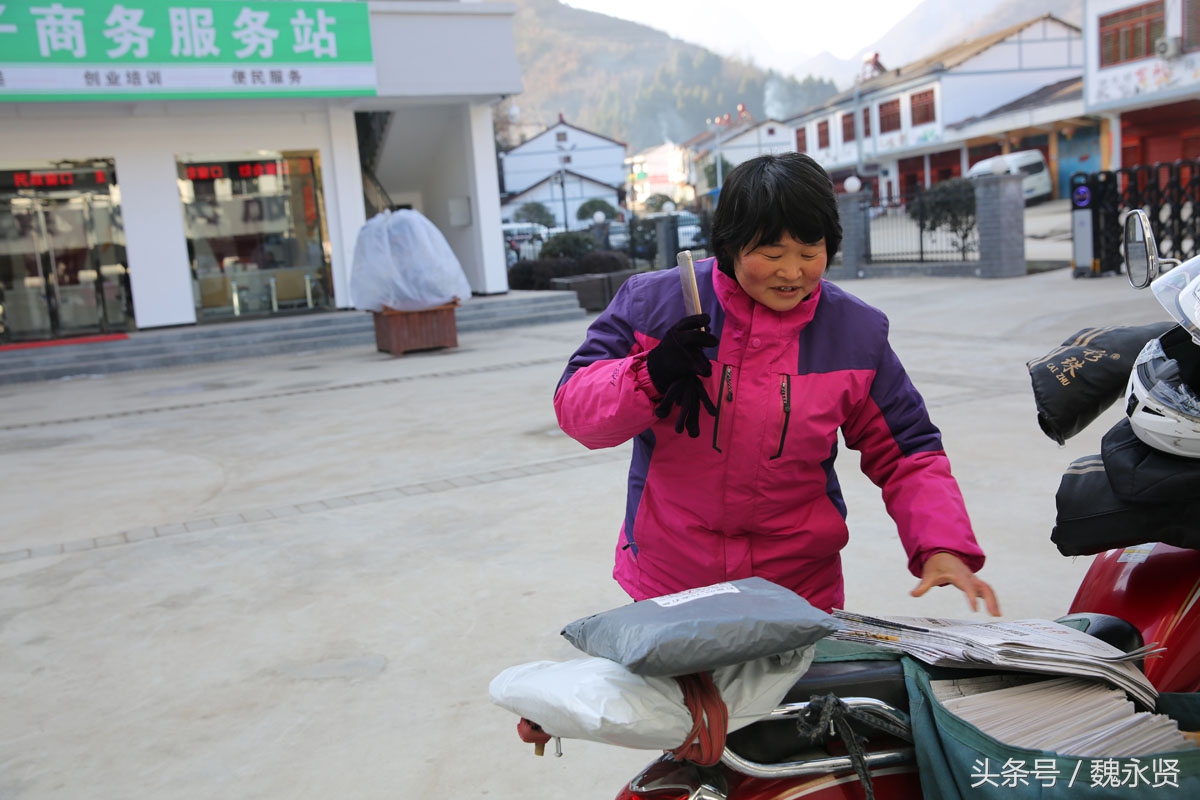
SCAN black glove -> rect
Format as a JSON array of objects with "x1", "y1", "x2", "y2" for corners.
[
  {"x1": 655, "y1": 376, "x2": 718, "y2": 438},
  {"x1": 647, "y1": 314, "x2": 719, "y2": 438},
  {"x1": 646, "y1": 314, "x2": 718, "y2": 392}
]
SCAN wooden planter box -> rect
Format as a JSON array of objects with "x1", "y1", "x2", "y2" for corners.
[{"x1": 372, "y1": 301, "x2": 458, "y2": 355}]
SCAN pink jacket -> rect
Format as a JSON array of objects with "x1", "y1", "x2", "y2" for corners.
[{"x1": 553, "y1": 258, "x2": 985, "y2": 611}]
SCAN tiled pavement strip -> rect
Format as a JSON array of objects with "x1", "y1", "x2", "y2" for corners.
[
  {"x1": 0, "y1": 355, "x2": 566, "y2": 432},
  {"x1": 0, "y1": 448, "x2": 627, "y2": 564},
  {"x1": 0, "y1": 351, "x2": 618, "y2": 564}
]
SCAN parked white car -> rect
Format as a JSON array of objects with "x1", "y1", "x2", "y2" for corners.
[{"x1": 967, "y1": 149, "x2": 1053, "y2": 205}]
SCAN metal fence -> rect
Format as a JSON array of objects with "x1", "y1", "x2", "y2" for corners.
[
  {"x1": 859, "y1": 194, "x2": 979, "y2": 266},
  {"x1": 1115, "y1": 160, "x2": 1200, "y2": 262},
  {"x1": 1076, "y1": 158, "x2": 1200, "y2": 275}
]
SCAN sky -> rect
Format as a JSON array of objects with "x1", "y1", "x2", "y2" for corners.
[{"x1": 561, "y1": 0, "x2": 928, "y2": 74}]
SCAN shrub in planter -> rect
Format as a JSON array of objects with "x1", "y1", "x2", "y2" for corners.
[
  {"x1": 507, "y1": 257, "x2": 577, "y2": 290},
  {"x1": 540, "y1": 231, "x2": 597, "y2": 260},
  {"x1": 578, "y1": 250, "x2": 632, "y2": 275}
]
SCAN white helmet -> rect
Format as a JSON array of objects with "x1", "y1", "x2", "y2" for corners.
[
  {"x1": 1125, "y1": 332, "x2": 1200, "y2": 458},
  {"x1": 1150, "y1": 257, "x2": 1200, "y2": 344}
]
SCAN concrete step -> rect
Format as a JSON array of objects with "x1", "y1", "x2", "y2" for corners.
[{"x1": 0, "y1": 291, "x2": 587, "y2": 385}]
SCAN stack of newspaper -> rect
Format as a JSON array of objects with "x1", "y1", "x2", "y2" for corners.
[
  {"x1": 929, "y1": 674, "x2": 1197, "y2": 756},
  {"x1": 830, "y1": 611, "x2": 1161, "y2": 708}
]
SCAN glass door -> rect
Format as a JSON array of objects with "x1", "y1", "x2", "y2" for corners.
[
  {"x1": 42, "y1": 196, "x2": 104, "y2": 337},
  {"x1": 0, "y1": 196, "x2": 55, "y2": 341},
  {"x1": 0, "y1": 192, "x2": 129, "y2": 341}
]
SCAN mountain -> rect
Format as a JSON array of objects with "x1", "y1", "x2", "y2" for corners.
[
  {"x1": 497, "y1": 0, "x2": 1085, "y2": 153},
  {"x1": 792, "y1": 0, "x2": 1083, "y2": 88},
  {"x1": 497, "y1": 0, "x2": 839, "y2": 152}
]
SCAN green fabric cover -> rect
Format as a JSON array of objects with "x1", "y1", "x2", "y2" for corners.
[{"x1": 903, "y1": 657, "x2": 1200, "y2": 798}]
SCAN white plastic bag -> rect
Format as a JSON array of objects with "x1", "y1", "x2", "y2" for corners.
[
  {"x1": 488, "y1": 647, "x2": 815, "y2": 750},
  {"x1": 349, "y1": 209, "x2": 472, "y2": 312}
]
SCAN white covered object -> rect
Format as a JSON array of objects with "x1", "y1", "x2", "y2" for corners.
[
  {"x1": 349, "y1": 209, "x2": 472, "y2": 312},
  {"x1": 488, "y1": 647, "x2": 814, "y2": 750}
]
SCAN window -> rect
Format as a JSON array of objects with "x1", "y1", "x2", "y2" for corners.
[
  {"x1": 555, "y1": 131, "x2": 567, "y2": 142},
  {"x1": 795, "y1": 127, "x2": 807, "y2": 153},
  {"x1": 560, "y1": 155, "x2": 572, "y2": 164},
  {"x1": 910, "y1": 89, "x2": 936, "y2": 126},
  {"x1": 862, "y1": 107, "x2": 871, "y2": 138},
  {"x1": 817, "y1": 120, "x2": 830, "y2": 149},
  {"x1": 178, "y1": 151, "x2": 331, "y2": 319},
  {"x1": 879, "y1": 99, "x2": 901, "y2": 133},
  {"x1": 767, "y1": 127, "x2": 776, "y2": 136},
  {"x1": 842, "y1": 113, "x2": 856, "y2": 143},
  {"x1": 1100, "y1": 1, "x2": 1165, "y2": 66}
]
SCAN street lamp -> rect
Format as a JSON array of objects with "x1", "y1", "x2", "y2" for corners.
[{"x1": 556, "y1": 142, "x2": 575, "y2": 231}]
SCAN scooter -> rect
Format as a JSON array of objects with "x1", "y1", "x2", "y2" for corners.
[{"x1": 515, "y1": 211, "x2": 1200, "y2": 800}]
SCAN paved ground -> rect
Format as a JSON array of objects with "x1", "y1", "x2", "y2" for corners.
[{"x1": 0, "y1": 264, "x2": 1167, "y2": 799}]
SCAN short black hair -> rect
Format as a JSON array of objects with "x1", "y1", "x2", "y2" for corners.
[{"x1": 710, "y1": 153, "x2": 843, "y2": 277}]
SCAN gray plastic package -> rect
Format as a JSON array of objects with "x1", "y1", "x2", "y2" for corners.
[{"x1": 561, "y1": 577, "x2": 837, "y2": 677}]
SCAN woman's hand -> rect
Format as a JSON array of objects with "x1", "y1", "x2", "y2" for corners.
[{"x1": 911, "y1": 551, "x2": 1001, "y2": 616}]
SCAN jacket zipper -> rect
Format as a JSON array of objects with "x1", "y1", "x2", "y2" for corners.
[
  {"x1": 711, "y1": 365, "x2": 733, "y2": 452},
  {"x1": 770, "y1": 375, "x2": 792, "y2": 460}
]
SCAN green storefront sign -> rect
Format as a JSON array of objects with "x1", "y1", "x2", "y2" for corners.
[{"x1": 0, "y1": 0, "x2": 376, "y2": 100}]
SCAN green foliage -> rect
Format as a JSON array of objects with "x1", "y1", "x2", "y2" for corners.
[
  {"x1": 539, "y1": 231, "x2": 597, "y2": 260},
  {"x1": 504, "y1": 0, "x2": 839, "y2": 151},
  {"x1": 643, "y1": 194, "x2": 674, "y2": 212},
  {"x1": 515, "y1": 201, "x2": 555, "y2": 228},
  {"x1": 704, "y1": 157, "x2": 736, "y2": 190},
  {"x1": 576, "y1": 198, "x2": 618, "y2": 221},
  {"x1": 507, "y1": 258, "x2": 579, "y2": 290},
  {"x1": 908, "y1": 179, "x2": 978, "y2": 258},
  {"x1": 578, "y1": 249, "x2": 632, "y2": 274},
  {"x1": 507, "y1": 252, "x2": 635, "y2": 290}
]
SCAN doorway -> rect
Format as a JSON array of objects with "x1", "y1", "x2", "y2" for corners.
[{"x1": 0, "y1": 166, "x2": 130, "y2": 342}]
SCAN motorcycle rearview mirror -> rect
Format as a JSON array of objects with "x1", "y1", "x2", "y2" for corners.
[{"x1": 1124, "y1": 210, "x2": 1159, "y2": 289}]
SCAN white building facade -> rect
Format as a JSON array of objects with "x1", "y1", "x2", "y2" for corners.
[
  {"x1": 498, "y1": 117, "x2": 626, "y2": 228},
  {"x1": 0, "y1": 0, "x2": 521, "y2": 342},
  {"x1": 786, "y1": 15, "x2": 1084, "y2": 201},
  {"x1": 625, "y1": 142, "x2": 693, "y2": 211},
  {"x1": 1083, "y1": 0, "x2": 1200, "y2": 169}
]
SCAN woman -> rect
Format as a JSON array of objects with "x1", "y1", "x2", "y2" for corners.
[{"x1": 554, "y1": 153, "x2": 999, "y2": 616}]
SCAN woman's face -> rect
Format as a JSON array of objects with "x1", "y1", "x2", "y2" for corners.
[{"x1": 733, "y1": 232, "x2": 827, "y2": 312}]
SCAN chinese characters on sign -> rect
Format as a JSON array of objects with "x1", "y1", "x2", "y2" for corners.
[
  {"x1": 970, "y1": 757, "x2": 1181, "y2": 790},
  {"x1": 0, "y1": 1, "x2": 375, "y2": 100}
]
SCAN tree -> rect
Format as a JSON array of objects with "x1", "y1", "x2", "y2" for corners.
[
  {"x1": 704, "y1": 157, "x2": 735, "y2": 191},
  {"x1": 540, "y1": 231, "x2": 597, "y2": 260},
  {"x1": 576, "y1": 198, "x2": 618, "y2": 221},
  {"x1": 514, "y1": 201, "x2": 555, "y2": 228},
  {"x1": 908, "y1": 179, "x2": 977, "y2": 259},
  {"x1": 644, "y1": 194, "x2": 674, "y2": 212}
]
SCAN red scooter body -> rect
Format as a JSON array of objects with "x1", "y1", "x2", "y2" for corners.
[
  {"x1": 610, "y1": 542, "x2": 1200, "y2": 800},
  {"x1": 1069, "y1": 543, "x2": 1200, "y2": 693}
]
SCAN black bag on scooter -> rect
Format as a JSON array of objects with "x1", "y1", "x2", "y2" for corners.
[
  {"x1": 1101, "y1": 418, "x2": 1200, "y2": 504},
  {"x1": 1051, "y1": 453, "x2": 1200, "y2": 556},
  {"x1": 1027, "y1": 322, "x2": 1176, "y2": 445}
]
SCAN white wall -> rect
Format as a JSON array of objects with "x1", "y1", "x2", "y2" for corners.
[
  {"x1": 501, "y1": 123, "x2": 626, "y2": 195},
  {"x1": 369, "y1": 2, "x2": 522, "y2": 98},
  {"x1": 1, "y1": 101, "x2": 364, "y2": 327},
  {"x1": 1084, "y1": 0, "x2": 1200, "y2": 112},
  {"x1": 500, "y1": 177, "x2": 621, "y2": 231},
  {"x1": 942, "y1": 18, "x2": 1083, "y2": 123},
  {"x1": 720, "y1": 122, "x2": 794, "y2": 167}
]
